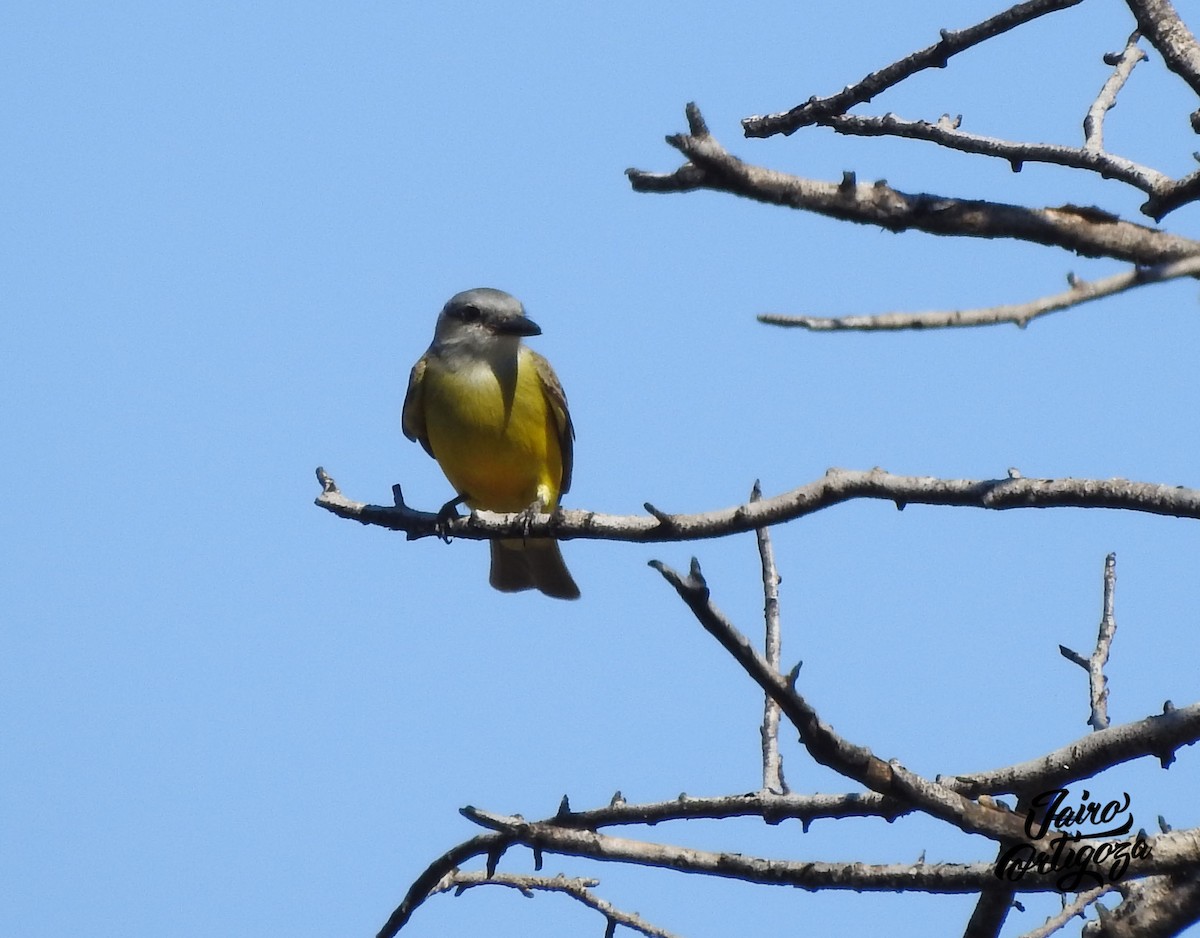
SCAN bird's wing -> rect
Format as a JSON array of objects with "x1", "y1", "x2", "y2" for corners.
[
  {"x1": 401, "y1": 356, "x2": 435, "y2": 458},
  {"x1": 531, "y1": 349, "x2": 574, "y2": 494}
]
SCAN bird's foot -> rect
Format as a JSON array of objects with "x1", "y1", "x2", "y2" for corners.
[
  {"x1": 514, "y1": 497, "x2": 551, "y2": 541},
  {"x1": 435, "y1": 494, "x2": 469, "y2": 543}
]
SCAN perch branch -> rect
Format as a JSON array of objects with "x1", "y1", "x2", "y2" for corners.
[{"x1": 316, "y1": 467, "x2": 1200, "y2": 543}]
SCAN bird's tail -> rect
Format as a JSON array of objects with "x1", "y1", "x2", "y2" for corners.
[{"x1": 489, "y1": 538, "x2": 580, "y2": 600}]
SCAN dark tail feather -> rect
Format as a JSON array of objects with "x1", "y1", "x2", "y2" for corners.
[{"x1": 489, "y1": 538, "x2": 580, "y2": 600}]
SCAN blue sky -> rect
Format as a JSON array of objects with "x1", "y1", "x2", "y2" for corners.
[{"x1": 4, "y1": 1, "x2": 1199, "y2": 936}]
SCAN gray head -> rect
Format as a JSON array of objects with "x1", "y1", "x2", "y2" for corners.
[{"x1": 431, "y1": 288, "x2": 542, "y2": 353}]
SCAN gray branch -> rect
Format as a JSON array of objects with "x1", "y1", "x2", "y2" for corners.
[
  {"x1": 628, "y1": 105, "x2": 1200, "y2": 257},
  {"x1": 752, "y1": 482, "x2": 787, "y2": 795},
  {"x1": 461, "y1": 806, "x2": 1200, "y2": 892},
  {"x1": 1059, "y1": 554, "x2": 1119, "y2": 731},
  {"x1": 1085, "y1": 33, "x2": 1147, "y2": 151},
  {"x1": 741, "y1": 0, "x2": 1085, "y2": 137},
  {"x1": 943, "y1": 701, "x2": 1200, "y2": 797},
  {"x1": 315, "y1": 467, "x2": 1200, "y2": 544},
  {"x1": 1083, "y1": 868, "x2": 1200, "y2": 936},
  {"x1": 816, "y1": 110, "x2": 1168, "y2": 198},
  {"x1": 1125, "y1": 0, "x2": 1200, "y2": 118},
  {"x1": 434, "y1": 871, "x2": 682, "y2": 938},
  {"x1": 1018, "y1": 885, "x2": 1117, "y2": 938},
  {"x1": 757, "y1": 256, "x2": 1200, "y2": 332},
  {"x1": 650, "y1": 557, "x2": 1029, "y2": 842}
]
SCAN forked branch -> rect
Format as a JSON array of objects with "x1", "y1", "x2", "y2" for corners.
[{"x1": 628, "y1": 105, "x2": 1200, "y2": 259}]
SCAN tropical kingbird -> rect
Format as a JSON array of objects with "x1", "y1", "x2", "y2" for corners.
[{"x1": 402, "y1": 288, "x2": 580, "y2": 600}]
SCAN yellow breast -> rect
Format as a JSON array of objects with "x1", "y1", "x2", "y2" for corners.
[{"x1": 421, "y1": 347, "x2": 564, "y2": 513}]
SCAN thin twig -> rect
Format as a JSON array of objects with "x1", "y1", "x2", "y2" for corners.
[
  {"x1": 1016, "y1": 884, "x2": 1115, "y2": 938},
  {"x1": 741, "y1": 0, "x2": 1085, "y2": 137},
  {"x1": 1092, "y1": 553, "x2": 1119, "y2": 729},
  {"x1": 1058, "y1": 553, "x2": 1118, "y2": 730},
  {"x1": 815, "y1": 111, "x2": 1168, "y2": 196},
  {"x1": 1085, "y1": 33, "x2": 1146, "y2": 151},
  {"x1": 752, "y1": 481, "x2": 787, "y2": 795},
  {"x1": 757, "y1": 255, "x2": 1200, "y2": 332},
  {"x1": 435, "y1": 871, "x2": 682, "y2": 938},
  {"x1": 316, "y1": 466, "x2": 1200, "y2": 543}
]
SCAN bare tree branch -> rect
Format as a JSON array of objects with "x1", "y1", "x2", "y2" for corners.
[
  {"x1": 757, "y1": 255, "x2": 1200, "y2": 332},
  {"x1": 316, "y1": 467, "x2": 1200, "y2": 543},
  {"x1": 435, "y1": 871, "x2": 682, "y2": 938},
  {"x1": 460, "y1": 806, "x2": 1019, "y2": 892},
  {"x1": 374, "y1": 706, "x2": 1200, "y2": 937},
  {"x1": 741, "y1": 0, "x2": 1085, "y2": 138},
  {"x1": 944, "y1": 701, "x2": 1200, "y2": 798},
  {"x1": 752, "y1": 481, "x2": 787, "y2": 795},
  {"x1": 964, "y1": 885, "x2": 1017, "y2": 938},
  {"x1": 557, "y1": 790, "x2": 911, "y2": 830},
  {"x1": 1083, "y1": 869, "x2": 1200, "y2": 936},
  {"x1": 1085, "y1": 33, "x2": 1146, "y2": 151},
  {"x1": 803, "y1": 34, "x2": 1151, "y2": 205},
  {"x1": 461, "y1": 806, "x2": 1200, "y2": 891},
  {"x1": 1124, "y1": 0, "x2": 1200, "y2": 120},
  {"x1": 650, "y1": 557, "x2": 1029, "y2": 842},
  {"x1": 1018, "y1": 884, "x2": 1116, "y2": 938},
  {"x1": 375, "y1": 792, "x2": 914, "y2": 937},
  {"x1": 628, "y1": 105, "x2": 1200, "y2": 259},
  {"x1": 375, "y1": 832, "x2": 506, "y2": 938},
  {"x1": 816, "y1": 110, "x2": 1168, "y2": 198},
  {"x1": 1059, "y1": 553, "x2": 1119, "y2": 731}
]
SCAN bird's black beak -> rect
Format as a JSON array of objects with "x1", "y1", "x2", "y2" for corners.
[{"x1": 492, "y1": 315, "x2": 542, "y2": 337}]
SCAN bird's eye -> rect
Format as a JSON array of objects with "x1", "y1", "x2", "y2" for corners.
[{"x1": 458, "y1": 304, "x2": 481, "y2": 322}]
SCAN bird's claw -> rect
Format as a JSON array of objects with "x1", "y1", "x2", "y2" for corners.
[
  {"x1": 435, "y1": 494, "x2": 468, "y2": 543},
  {"x1": 514, "y1": 498, "x2": 551, "y2": 541}
]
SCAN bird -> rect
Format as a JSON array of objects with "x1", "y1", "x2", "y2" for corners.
[{"x1": 401, "y1": 288, "x2": 580, "y2": 599}]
